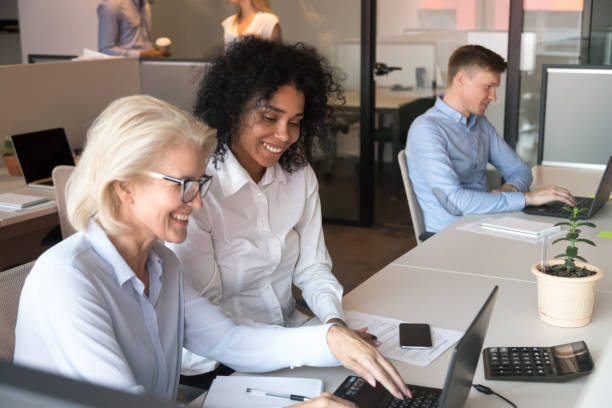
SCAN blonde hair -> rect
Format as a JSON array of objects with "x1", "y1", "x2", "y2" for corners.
[
  {"x1": 235, "y1": 0, "x2": 272, "y2": 23},
  {"x1": 67, "y1": 95, "x2": 217, "y2": 235}
]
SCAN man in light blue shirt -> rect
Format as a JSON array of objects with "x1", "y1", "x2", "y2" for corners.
[
  {"x1": 406, "y1": 45, "x2": 575, "y2": 234},
  {"x1": 97, "y1": 0, "x2": 166, "y2": 57}
]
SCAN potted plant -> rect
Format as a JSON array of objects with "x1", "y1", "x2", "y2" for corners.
[
  {"x1": 2, "y1": 136, "x2": 22, "y2": 176},
  {"x1": 531, "y1": 206, "x2": 602, "y2": 327}
]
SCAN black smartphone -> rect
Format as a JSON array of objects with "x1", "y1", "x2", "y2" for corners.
[{"x1": 399, "y1": 323, "x2": 432, "y2": 349}]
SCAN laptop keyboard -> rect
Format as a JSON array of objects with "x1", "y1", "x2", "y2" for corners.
[
  {"x1": 546, "y1": 196, "x2": 593, "y2": 215},
  {"x1": 334, "y1": 376, "x2": 441, "y2": 408}
]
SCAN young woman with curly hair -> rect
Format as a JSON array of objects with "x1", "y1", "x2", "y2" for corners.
[{"x1": 169, "y1": 37, "x2": 380, "y2": 377}]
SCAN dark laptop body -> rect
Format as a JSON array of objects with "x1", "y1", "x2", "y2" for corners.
[
  {"x1": 334, "y1": 286, "x2": 498, "y2": 408},
  {"x1": 11, "y1": 128, "x2": 75, "y2": 190},
  {"x1": 523, "y1": 156, "x2": 612, "y2": 219}
]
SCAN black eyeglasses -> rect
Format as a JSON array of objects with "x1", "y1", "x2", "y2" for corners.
[{"x1": 144, "y1": 171, "x2": 213, "y2": 203}]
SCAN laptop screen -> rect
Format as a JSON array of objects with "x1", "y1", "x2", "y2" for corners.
[
  {"x1": 437, "y1": 286, "x2": 498, "y2": 407},
  {"x1": 590, "y1": 156, "x2": 612, "y2": 215},
  {"x1": 11, "y1": 128, "x2": 75, "y2": 184}
]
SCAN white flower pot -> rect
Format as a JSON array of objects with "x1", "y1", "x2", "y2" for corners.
[{"x1": 531, "y1": 260, "x2": 602, "y2": 328}]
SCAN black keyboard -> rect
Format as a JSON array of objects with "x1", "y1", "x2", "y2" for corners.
[
  {"x1": 523, "y1": 196, "x2": 593, "y2": 218},
  {"x1": 334, "y1": 376, "x2": 441, "y2": 408}
]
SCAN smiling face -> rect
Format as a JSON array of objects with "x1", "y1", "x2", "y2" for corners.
[
  {"x1": 230, "y1": 84, "x2": 305, "y2": 182},
  {"x1": 121, "y1": 141, "x2": 207, "y2": 244},
  {"x1": 455, "y1": 67, "x2": 500, "y2": 117}
]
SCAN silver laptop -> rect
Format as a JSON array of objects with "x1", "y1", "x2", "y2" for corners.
[
  {"x1": 11, "y1": 128, "x2": 75, "y2": 190},
  {"x1": 523, "y1": 156, "x2": 612, "y2": 220}
]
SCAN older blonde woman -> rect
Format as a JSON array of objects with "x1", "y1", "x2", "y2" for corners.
[
  {"x1": 222, "y1": 0, "x2": 281, "y2": 45},
  {"x1": 13, "y1": 95, "x2": 410, "y2": 406}
]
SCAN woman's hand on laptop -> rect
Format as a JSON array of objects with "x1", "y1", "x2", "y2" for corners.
[
  {"x1": 326, "y1": 324, "x2": 412, "y2": 400},
  {"x1": 524, "y1": 185, "x2": 577, "y2": 207}
]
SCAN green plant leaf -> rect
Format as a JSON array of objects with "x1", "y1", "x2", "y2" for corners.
[
  {"x1": 574, "y1": 255, "x2": 588, "y2": 262},
  {"x1": 566, "y1": 232, "x2": 579, "y2": 240},
  {"x1": 576, "y1": 222, "x2": 596, "y2": 228},
  {"x1": 576, "y1": 207, "x2": 589, "y2": 214},
  {"x1": 566, "y1": 247, "x2": 578, "y2": 257},
  {"x1": 552, "y1": 237, "x2": 570, "y2": 244},
  {"x1": 554, "y1": 222, "x2": 572, "y2": 227},
  {"x1": 576, "y1": 238, "x2": 596, "y2": 246},
  {"x1": 554, "y1": 254, "x2": 566, "y2": 259}
]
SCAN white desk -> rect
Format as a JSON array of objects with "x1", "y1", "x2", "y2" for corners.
[
  {"x1": 392, "y1": 165, "x2": 612, "y2": 292},
  {"x1": 264, "y1": 265, "x2": 612, "y2": 407},
  {"x1": 0, "y1": 168, "x2": 58, "y2": 270}
]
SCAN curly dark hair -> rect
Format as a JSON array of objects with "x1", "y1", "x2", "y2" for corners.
[{"x1": 194, "y1": 36, "x2": 345, "y2": 173}]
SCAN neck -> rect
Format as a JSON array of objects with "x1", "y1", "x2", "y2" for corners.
[
  {"x1": 442, "y1": 89, "x2": 470, "y2": 119},
  {"x1": 239, "y1": 3, "x2": 257, "y2": 21},
  {"x1": 108, "y1": 227, "x2": 154, "y2": 293}
]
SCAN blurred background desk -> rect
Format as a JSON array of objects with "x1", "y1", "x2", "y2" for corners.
[
  {"x1": 333, "y1": 87, "x2": 438, "y2": 198},
  {"x1": 0, "y1": 168, "x2": 58, "y2": 271}
]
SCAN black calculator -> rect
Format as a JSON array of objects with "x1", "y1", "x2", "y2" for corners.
[{"x1": 483, "y1": 341, "x2": 594, "y2": 382}]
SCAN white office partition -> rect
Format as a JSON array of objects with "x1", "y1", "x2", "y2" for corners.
[
  {"x1": 539, "y1": 66, "x2": 612, "y2": 167},
  {"x1": 0, "y1": 57, "x2": 140, "y2": 151},
  {"x1": 140, "y1": 60, "x2": 209, "y2": 113}
]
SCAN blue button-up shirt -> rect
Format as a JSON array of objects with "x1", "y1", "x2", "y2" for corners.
[
  {"x1": 405, "y1": 96, "x2": 532, "y2": 233},
  {"x1": 97, "y1": 0, "x2": 153, "y2": 57}
]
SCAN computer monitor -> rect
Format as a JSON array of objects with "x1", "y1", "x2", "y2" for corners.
[
  {"x1": 0, "y1": 360, "x2": 178, "y2": 408},
  {"x1": 538, "y1": 65, "x2": 612, "y2": 167}
]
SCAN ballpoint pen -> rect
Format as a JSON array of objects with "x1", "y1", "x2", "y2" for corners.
[{"x1": 246, "y1": 387, "x2": 311, "y2": 401}]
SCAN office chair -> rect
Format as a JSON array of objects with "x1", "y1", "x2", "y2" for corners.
[
  {"x1": 0, "y1": 261, "x2": 35, "y2": 360},
  {"x1": 398, "y1": 150, "x2": 427, "y2": 245},
  {"x1": 52, "y1": 165, "x2": 76, "y2": 239}
]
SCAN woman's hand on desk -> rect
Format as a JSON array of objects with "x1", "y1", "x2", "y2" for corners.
[
  {"x1": 327, "y1": 318, "x2": 381, "y2": 347},
  {"x1": 293, "y1": 392, "x2": 357, "y2": 407},
  {"x1": 326, "y1": 324, "x2": 411, "y2": 400}
]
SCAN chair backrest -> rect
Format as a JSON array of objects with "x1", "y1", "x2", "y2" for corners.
[
  {"x1": 398, "y1": 150, "x2": 426, "y2": 245},
  {"x1": 0, "y1": 261, "x2": 35, "y2": 360},
  {"x1": 52, "y1": 165, "x2": 76, "y2": 239}
]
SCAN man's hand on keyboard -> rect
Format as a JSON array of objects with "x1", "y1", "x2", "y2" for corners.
[{"x1": 524, "y1": 185, "x2": 577, "y2": 207}]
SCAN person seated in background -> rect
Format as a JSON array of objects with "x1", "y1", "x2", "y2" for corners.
[
  {"x1": 168, "y1": 37, "x2": 378, "y2": 378},
  {"x1": 13, "y1": 95, "x2": 410, "y2": 407},
  {"x1": 222, "y1": 0, "x2": 281, "y2": 46},
  {"x1": 97, "y1": 0, "x2": 168, "y2": 57},
  {"x1": 405, "y1": 44, "x2": 576, "y2": 235}
]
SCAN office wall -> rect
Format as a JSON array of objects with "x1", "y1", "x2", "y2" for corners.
[
  {"x1": 0, "y1": 58, "x2": 140, "y2": 152},
  {"x1": 17, "y1": 0, "x2": 98, "y2": 63}
]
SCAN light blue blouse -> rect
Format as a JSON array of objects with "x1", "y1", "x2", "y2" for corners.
[{"x1": 14, "y1": 221, "x2": 337, "y2": 399}]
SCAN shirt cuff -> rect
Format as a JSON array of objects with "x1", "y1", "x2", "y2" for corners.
[
  {"x1": 503, "y1": 191, "x2": 527, "y2": 210},
  {"x1": 280, "y1": 323, "x2": 339, "y2": 369}
]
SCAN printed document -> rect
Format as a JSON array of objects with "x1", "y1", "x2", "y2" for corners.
[{"x1": 345, "y1": 311, "x2": 463, "y2": 367}]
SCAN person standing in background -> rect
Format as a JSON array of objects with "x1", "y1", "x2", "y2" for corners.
[
  {"x1": 97, "y1": 0, "x2": 167, "y2": 57},
  {"x1": 222, "y1": 0, "x2": 281, "y2": 45}
]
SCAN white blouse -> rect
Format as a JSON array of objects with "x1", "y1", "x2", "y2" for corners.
[
  {"x1": 14, "y1": 220, "x2": 338, "y2": 399},
  {"x1": 221, "y1": 11, "x2": 279, "y2": 45},
  {"x1": 169, "y1": 150, "x2": 345, "y2": 328}
]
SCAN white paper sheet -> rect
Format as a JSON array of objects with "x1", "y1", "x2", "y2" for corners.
[{"x1": 345, "y1": 311, "x2": 463, "y2": 367}]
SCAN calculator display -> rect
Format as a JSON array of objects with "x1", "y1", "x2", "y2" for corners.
[{"x1": 552, "y1": 342, "x2": 593, "y2": 375}]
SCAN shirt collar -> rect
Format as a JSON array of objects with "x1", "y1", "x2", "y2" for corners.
[
  {"x1": 214, "y1": 148, "x2": 288, "y2": 197},
  {"x1": 84, "y1": 219, "x2": 163, "y2": 291},
  {"x1": 435, "y1": 95, "x2": 479, "y2": 129}
]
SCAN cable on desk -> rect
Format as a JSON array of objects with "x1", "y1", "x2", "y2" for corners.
[{"x1": 473, "y1": 384, "x2": 517, "y2": 408}]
